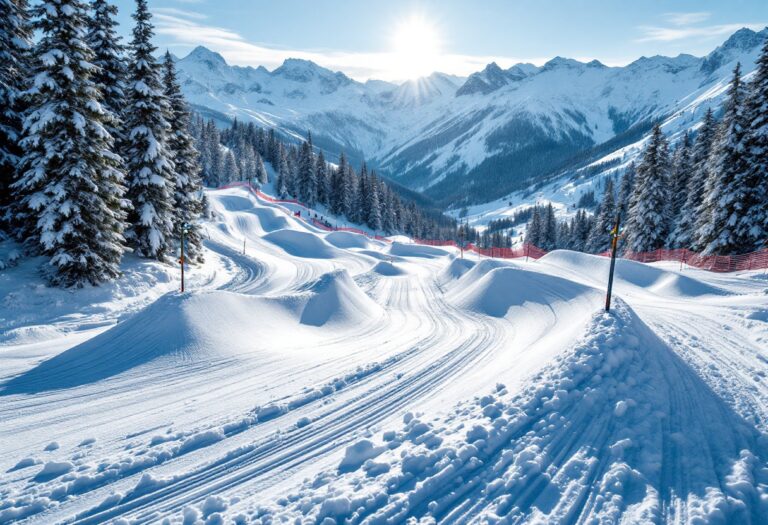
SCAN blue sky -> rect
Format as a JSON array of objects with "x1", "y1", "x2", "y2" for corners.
[{"x1": 110, "y1": 0, "x2": 768, "y2": 81}]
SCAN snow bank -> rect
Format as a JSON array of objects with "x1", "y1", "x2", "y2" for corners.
[
  {"x1": 437, "y1": 258, "x2": 475, "y2": 287},
  {"x1": 449, "y1": 266, "x2": 596, "y2": 318},
  {"x1": 263, "y1": 229, "x2": 341, "y2": 259},
  {"x1": 389, "y1": 242, "x2": 450, "y2": 259},
  {"x1": 540, "y1": 250, "x2": 728, "y2": 297},
  {"x1": 371, "y1": 261, "x2": 405, "y2": 276},
  {"x1": 296, "y1": 269, "x2": 383, "y2": 327},
  {"x1": 325, "y1": 231, "x2": 372, "y2": 249}
]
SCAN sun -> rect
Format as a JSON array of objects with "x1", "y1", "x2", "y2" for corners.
[{"x1": 391, "y1": 14, "x2": 442, "y2": 80}]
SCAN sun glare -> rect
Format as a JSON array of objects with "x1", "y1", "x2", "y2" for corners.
[{"x1": 391, "y1": 14, "x2": 442, "y2": 80}]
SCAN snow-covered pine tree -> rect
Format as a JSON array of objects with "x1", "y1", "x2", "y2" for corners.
[
  {"x1": 666, "y1": 132, "x2": 692, "y2": 246},
  {"x1": 352, "y1": 162, "x2": 368, "y2": 224},
  {"x1": 343, "y1": 164, "x2": 357, "y2": 220},
  {"x1": 162, "y1": 51, "x2": 203, "y2": 263},
  {"x1": 626, "y1": 123, "x2": 671, "y2": 252},
  {"x1": 542, "y1": 204, "x2": 558, "y2": 250},
  {"x1": 223, "y1": 150, "x2": 239, "y2": 183},
  {"x1": 585, "y1": 178, "x2": 616, "y2": 253},
  {"x1": 329, "y1": 152, "x2": 347, "y2": 216},
  {"x1": 123, "y1": 0, "x2": 175, "y2": 260},
  {"x1": 86, "y1": 0, "x2": 126, "y2": 159},
  {"x1": 0, "y1": 0, "x2": 32, "y2": 231},
  {"x1": 255, "y1": 151, "x2": 267, "y2": 185},
  {"x1": 14, "y1": 0, "x2": 128, "y2": 286},
  {"x1": 297, "y1": 137, "x2": 316, "y2": 205},
  {"x1": 616, "y1": 162, "x2": 635, "y2": 220},
  {"x1": 696, "y1": 63, "x2": 751, "y2": 255},
  {"x1": 366, "y1": 171, "x2": 382, "y2": 231},
  {"x1": 742, "y1": 37, "x2": 768, "y2": 250},
  {"x1": 276, "y1": 144, "x2": 289, "y2": 198},
  {"x1": 672, "y1": 109, "x2": 717, "y2": 250},
  {"x1": 315, "y1": 150, "x2": 328, "y2": 206},
  {"x1": 525, "y1": 206, "x2": 542, "y2": 246}
]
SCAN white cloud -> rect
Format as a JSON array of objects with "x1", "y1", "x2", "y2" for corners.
[
  {"x1": 152, "y1": 9, "x2": 543, "y2": 81},
  {"x1": 664, "y1": 12, "x2": 711, "y2": 27},
  {"x1": 637, "y1": 22, "x2": 766, "y2": 43}
]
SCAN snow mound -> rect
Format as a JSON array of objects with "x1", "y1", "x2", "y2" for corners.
[
  {"x1": 437, "y1": 258, "x2": 475, "y2": 286},
  {"x1": 449, "y1": 266, "x2": 596, "y2": 318},
  {"x1": 459, "y1": 258, "x2": 512, "y2": 282},
  {"x1": 0, "y1": 292, "x2": 296, "y2": 393},
  {"x1": 371, "y1": 261, "x2": 405, "y2": 276},
  {"x1": 247, "y1": 207, "x2": 293, "y2": 233},
  {"x1": 325, "y1": 231, "x2": 372, "y2": 249},
  {"x1": 296, "y1": 269, "x2": 383, "y2": 327},
  {"x1": 263, "y1": 229, "x2": 341, "y2": 259},
  {"x1": 389, "y1": 242, "x2": 450, "y2": 259},
  {"x1": 540, "y1": 250, "x2": 727, "y2": 297}
]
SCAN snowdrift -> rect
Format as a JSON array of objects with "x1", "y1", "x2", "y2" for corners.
[
  {"x1": 324, "y1": 231, "x2": 373, "y2": 249},
  {"x1": 389, "y1": 242, "x2": 450, "y2": 259},
  {"x1": 437, "y1": 258, "x2": 475, "y2": 287},
  {"x1": 294, "y1": 269, "x2": 384, "y2": 326},
  {"x1": 261, "y1": 300, "x2": 768, "y2": 523},
  {"x1": 371, "y1": 261, "x2": 406, "y2": 276},
  {"x1": 1, "y1": 270, "x2": 382, "y2": 393},
  {"x1": 449, "y1": 266, "x2": 595, "y2": 318},
  {"x1": 263, "y1": 229, "x2": 342, "y2": 259},
  {"x1": 540, "y1": 250, "x2": 728, "y2": 298}
]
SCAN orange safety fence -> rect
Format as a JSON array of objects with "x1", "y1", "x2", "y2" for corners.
[{"x1": 214, "y1": 183, "x2": 767, "y2": 272}]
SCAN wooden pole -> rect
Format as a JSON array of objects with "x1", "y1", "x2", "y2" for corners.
[
  {"x1": 605, "y1": 212, "x2": 621, "y2": 312},
  {"x1": 180, "y1": 227, "x2": 185, "y2": 293}
]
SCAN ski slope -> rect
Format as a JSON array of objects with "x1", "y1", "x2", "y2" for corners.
[{"x1": 1, "y1": 186, "x2": 767, "y2": 524}]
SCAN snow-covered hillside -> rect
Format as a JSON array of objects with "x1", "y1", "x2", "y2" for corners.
[
  {"x1": 176, "y1": 28, "x2": 767, "y2": 207},
  {"x1": 1, "y1": 186, "x2": 767, "y2": 523}
]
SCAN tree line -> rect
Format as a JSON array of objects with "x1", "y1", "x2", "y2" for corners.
[
  {"x1": 191, "y1": 119, "x2": 461, "y2": 240},
  {"x1": 0, "y1": 0, "x2": 204, "y2": 286},
  {"x1": 526, "y1": 48, "x2": 768, "y2": 256}
]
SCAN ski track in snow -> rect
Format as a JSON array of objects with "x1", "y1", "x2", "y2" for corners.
[{"x1": 1, "y1": 187, "x2": 767, "y2": 524}]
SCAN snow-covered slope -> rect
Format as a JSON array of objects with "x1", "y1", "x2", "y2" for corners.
[
  {"x1": 1, "y1": 186, "x2": 767, "y2": 523},
  {"x1": 176, "y1": 29, "x2": 768, "y2": 207}
]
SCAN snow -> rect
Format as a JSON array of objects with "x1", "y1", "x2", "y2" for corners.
[{"x1": 1, "y1": 185, "x2": 767, "y2": 524}]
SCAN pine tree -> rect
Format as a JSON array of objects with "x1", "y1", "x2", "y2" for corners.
[
  {"x1": 666, "y1": 132, "x2": 692, "y2": 246},
  {"x1": 586, "y1": 178, "x2": 616, "y2": 253},
  {"x1": 123, "y1": 0, "x2": 175, "y2": 260},
  {"x1": 0, "y1": 0, "x2": 32, "y2": 230},
  {"x1": 276, "y1": 144, "x2": 289, "y2": 197},
  {"x1": 696, "y1": 64, "x2": 751, "y2": 254},
  {"x1": 14, "y1": 0, "x2": 128, "y2": 286},
  {"x1": 329, "y1": 152, "x2": 348, "y2": 216},
  {"x1": 297, "y1": 137, "x2": 316, "y2": 205},
  {"x1": 86, "y1": 0, "x2": 126, "y2": 158},
  {"x1": 541, "y1": 204, "x2": 558, "y2": 250},
  {"x1": 366, "y1": 172, "x2": 382, "y2": 231},
  {"x1": 742, "y1": 37, "x2": 768, "y2": 250},
  {"x1": 162, "y1": 51, "x2": 203, "y2": 263},
  {"x1": 525, "y1": 206, "x2": 543, "y2": 246},
  {"x1": 315, "y1": 150, "x2": 328, "y2": 206},
  {"x1": 223, "y1": 150, "x2": 239, "y2": 183},
  {"x1": 616, "y1": 162, "x2": 635, "y2": 220},
  {"x1": 626, "y1": 123, "x2": 671, "y2": 252},
  {"x1": 673, "y1": 109, "x2": 717, "y2": 250},
  {"x1": 255, "y1": 151, "x2": 267, "y2": 185}
]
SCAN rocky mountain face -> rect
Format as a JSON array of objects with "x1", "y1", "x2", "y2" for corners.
[{"x1": 175, "y1": 28, "x2": 768, "y2": 208}]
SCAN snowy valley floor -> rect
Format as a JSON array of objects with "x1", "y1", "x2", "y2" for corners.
[{"x1": 1, "y1": 187, "x2": 767, "y2": 524}]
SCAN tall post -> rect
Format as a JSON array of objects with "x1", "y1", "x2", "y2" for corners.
[
  {"x1": 180, "y1": 226, "x2": 186, "y2": 293},
  {"x1": 605, "y1": 212, "x2": 621, "y2": 312}
]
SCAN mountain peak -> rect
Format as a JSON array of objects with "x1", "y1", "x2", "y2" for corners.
[{"x1": 186, "y1": 46, "x2": 227, "y2": 67}]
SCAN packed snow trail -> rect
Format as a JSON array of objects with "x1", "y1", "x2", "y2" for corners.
[{"x1": 0, "y1": 187, "x2": 766, "y2": 524}]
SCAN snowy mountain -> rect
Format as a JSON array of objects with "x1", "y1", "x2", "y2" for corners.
[{"x1": 175, "y1": 28, "x2": 768, "y2": 208}]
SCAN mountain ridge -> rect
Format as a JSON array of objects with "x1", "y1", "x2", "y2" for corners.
[{"x1": 175, "y1": 27, "x2": 768, "y2": 208}]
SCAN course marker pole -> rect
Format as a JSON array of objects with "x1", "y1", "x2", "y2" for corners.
[{"x1": 605, "y1": 212, "x2": 622, "y2": 313}]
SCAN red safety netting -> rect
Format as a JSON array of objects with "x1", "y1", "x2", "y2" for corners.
[{"x1": 215, "y1": 184, "x2": 767, "y2": 273}]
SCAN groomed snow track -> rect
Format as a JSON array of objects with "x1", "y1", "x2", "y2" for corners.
[{"x1": 1, "y1": 187, "x2": 766, "y2": 524}]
